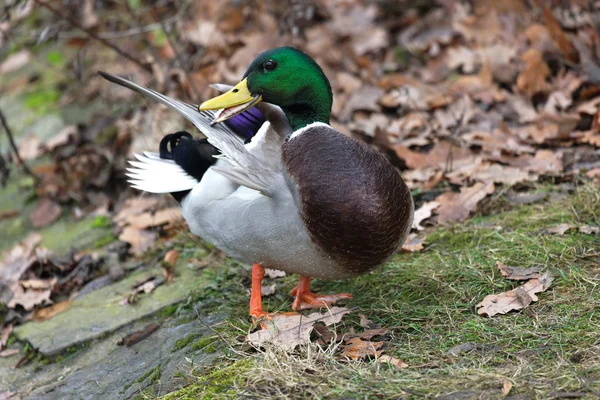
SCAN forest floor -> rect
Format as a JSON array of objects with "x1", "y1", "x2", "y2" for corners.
[{"x1": 1, "y1": 1, "x2": 600, "y2": 399}]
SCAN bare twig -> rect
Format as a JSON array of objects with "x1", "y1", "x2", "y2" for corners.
[
  {"x1": 0, "y1": 108, "x2": 40, "y2": 183},
  {"x1": 151, "y1": 9, "x2": 200, "y2": 102},
  {"x1": 33, "y1": 0, "x2": 151, "y2": 73}
]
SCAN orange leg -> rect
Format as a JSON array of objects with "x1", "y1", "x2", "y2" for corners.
[
  {"x1": 249, "y1": 263, "x2": 268, "y2": 319},
  {"x1": 290, "y1": 275, "x2": 353, "y2": 311}
]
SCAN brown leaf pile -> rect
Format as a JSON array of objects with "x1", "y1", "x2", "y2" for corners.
[
  {"x1": 0, "y1": 233, "x2": 101, "y2": 321},
  {"x1": 247, "y1": 307, "x2": 351, "y2": 351}
]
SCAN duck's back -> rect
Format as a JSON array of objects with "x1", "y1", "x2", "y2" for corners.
[{"x1": 282, "y1": 123, "x2": 414, "y2": 275}]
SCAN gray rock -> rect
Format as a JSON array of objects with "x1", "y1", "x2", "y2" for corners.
[{"x1": 14, "y1": 266, "x2": 210, "y2": 355}]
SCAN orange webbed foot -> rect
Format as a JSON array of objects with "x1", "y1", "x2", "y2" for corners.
[{"x1": 290, "y1": 276, "x2": 353, "y2": 311}]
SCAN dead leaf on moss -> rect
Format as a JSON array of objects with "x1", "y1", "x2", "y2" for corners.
[
  {"x1": 0, "y1": 210, "x2": 19, "y2": 221},
  {"x1": 496, "y1": 262, "x2": 542, "y2": 281},
  {"x1": 412, "y1": 201, "x2": 440, "y2": 230},
  {"x1": 1, "y1": 324, "x2": 13, "y2": 350},
  {"x1": 118, "y1": 226, "x2": 155, "y2": 255},
  {"x1": 247, "y1": 307, "x2": 351, "y2": 351},
  {"x1": 117, "y1": 323, "x2": 160, "y2": 346},
  {"x1": 436, "y1": 182, "x2": 495, "y2": 224},
  {"x1": 0, "y1": 233, "x2": 42, "y2": 283},
  {"x1": 0, "y1": 349, "x2": 19, "y2": 358},
  {"x1": 477, "y1": 271, "x2": 554, "y2": 317},
  {"x1": 341, "y1": 337, "x2": 383, "y2": 360},
  {"x1": 545, "y1": 223, "x2": 575, "y2": 235},
  {"x1": 401, "y1": 234, "x2": 426, "y2": 253},
  {"x1": 29, "y1": 198, "x2": 62, "y2": 229},
  {"x1": 162, "y1": 249, "x2": 179, "y2": 283},
  {"x1": 33, "y1": 300, "x2": 72, "y2": 322},
  {"x1": 7, "y1": 282, "x2": 52, "y2": 311},
  {"x1": 18, "y1": 135, "x2": 43, "y2": 161},
  {"x1": 125, "y1": 208, "x2": 182, "y2": 230},
  {"x1": 120, "y1": 276, "x2": 164, "y2": 305}
]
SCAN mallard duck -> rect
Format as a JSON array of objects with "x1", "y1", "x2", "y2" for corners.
[{"x1": 99, "y1": 46, "x2": 414, "y2": 318}]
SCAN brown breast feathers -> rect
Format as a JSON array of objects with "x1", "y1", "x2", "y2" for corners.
[{"x1": 282, "y1": 124, "x2": 413, "y2": 275}]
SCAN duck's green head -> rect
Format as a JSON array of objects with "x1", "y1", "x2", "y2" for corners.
[{"x1": 199, "y1": 47, "x2": 333, "y2": 132}]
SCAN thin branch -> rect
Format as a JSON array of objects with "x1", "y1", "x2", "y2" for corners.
[
  {"x1": 0, "y1": 108, "x2": 40, "y2": 183},
  {"x1": 33, "y1": 0, "x2": 152, "y2": 73},
  {"x1": 151, "y1": 9, "x2": 201, "y2": 102}
]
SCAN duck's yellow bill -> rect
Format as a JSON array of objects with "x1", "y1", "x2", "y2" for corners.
[{"x1": 198, "y1": 78, "x2": 262, "y2": 122}]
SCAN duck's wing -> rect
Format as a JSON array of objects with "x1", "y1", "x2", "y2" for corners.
[{"x1": 99, "y1": 72, "x2": 282, "y2": 196}]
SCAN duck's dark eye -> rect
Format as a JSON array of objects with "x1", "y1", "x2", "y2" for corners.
[{"x1": 263, "y1": 59, "x2": 277, "y2": 71}]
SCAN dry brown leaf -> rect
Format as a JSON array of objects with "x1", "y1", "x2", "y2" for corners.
[
  {"x1": 46, "y1": 125, "x2": 77, "y2": 151},
  {"x1": 0, "y1": 349, "x2": 19, "y2": 358},
  {"x1": 341, "y1": 337, "x2": 383, "y2": 360},
  {"x1": 1, "y1": 324, "x2": 13, "y2": 350},
  {"x1": 510, "y1": 150, "x2": 563, "y2": 174},
  {"x1": 312, "y1": 323, "x2": 335, "y2": 345},
  {"x1": 126, "y1": 208, "x2": 182, "y2": 230},
  {"x1": 119, "y1": 226, "x2": 155, "y2": 255},
  {"x1": 376, "y1": 355, "x2": 408, "y2": 369},
  {"x1": 394, "y1": 141, "x2": 474, "y2": 171},
  {"x1": 359, "y1": 314, "x2": 380, "y2": 329},
  {"x1": 29, "y1": 198, "x2": 62, "y2": 229},
  {"x1": 579, "y1": 225, "x2": 599, "y2": 235},
  {"x1": 0, "y1": 233, "x2": 42, "y2": 283},
  {"x1": 540, "y1": 4, "x2": 580, "y2": 64},
  {"x1": 470, "y1": 163, "x2": 537, "y2": 186},
  {"x1": 163, "y1": 249, "x2": 179, "y2": 283},
  {"x1": 355, "y1": 328, "x2": 389, "y2": 340},
  {"x1": 117, "y1": 323, "x2": 160, "y2": 346},
  {"x1": 18, "y1": 135, "x2": 43, "y2": 161},
  {"x1": 496, "y1": 262, "x2": 542, "y2": 281},
  {"x1": 7, "y1": 282, "x2": 51, "y2": 311},
  {"x1": 502, "y1": 379, "x2": 513, "y2": 396},
  {"x1": 339, "y1": 86, "x2": 383, "y2": 120},
  {"x1": 0, "y1": 210, "x2": 19, "y2": 221},
  {"x1": 0, "y1": 50, "x2": 31, "y2": 75},
  {"x1": 121, "y1": 276, "x2": 164, "y2": 305},
  {"x1": 545, "y1": 223, "x2": 575, "y2": 235},
  {"x1": 114, "y1": 197, "x2": 161, "y2": 226},
  {"x1": 0, "y1": 390, "x2": 15, "y2": 400},
  {"x1": 33, "y1": 300, "x2": 72, "y2": 322},
  {"x1": 412, "y1": 201, "x2": 440, "y2": 230},
  {"x1": 516, "y1": 49, "x2": 551, "y2": 98},
  {"x1": 435, "y1": 182, "x2": 495, "y2": 224},
  {"x1": 247, "y1": 307, "x2": 351, "y2": 351},
  {"x1": 401, "y1": 234, "x2": 426, "y2": 253},
  {"x1": 477, "y1": 271, "x2": 554, "y2": 317},
  {"x1": 20, "y1": 278, "x2": 55, "y2": 291}
]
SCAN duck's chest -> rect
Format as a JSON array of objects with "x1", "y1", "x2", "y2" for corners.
[{"x1": 282, "y1": 124, "x2": 414, "y2": 273}]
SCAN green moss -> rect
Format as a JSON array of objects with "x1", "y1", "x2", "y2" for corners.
[
  {"x1": 45, "y1": 50, "x2": 65, "y2": 67},
  {"x1": 158, "y1": 304, "x2": 180, "y2": 319},
  {"x1": 162, "y1": 359, "x2": 253, "y2": 400},
  {"x1": 172, "y1": 333, "x2": 203, "y2": 352},
  {"x1": 190, "y1": 336, "x2": 218, "y2": 353},
  {"x1": 24, "y1": 88, "x2": 60, "y2": 114},
  {"x1": 122, "y1": 364, "x2": 162, "y2": 393},
  {"x1": 91, "y1": 215, "x2": 112, "y2": 229}
]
